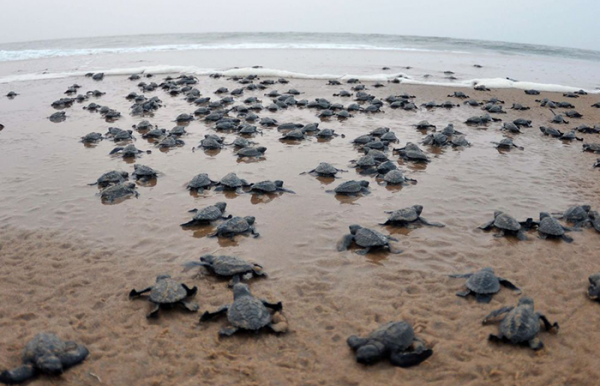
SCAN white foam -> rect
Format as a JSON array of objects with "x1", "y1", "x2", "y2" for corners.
[
  {"x1": 0, "y1": 43, "x2": 468, "y2": 62},
  {"x1": 0, "y1": 66, "x2": 596, "y2": 94}
]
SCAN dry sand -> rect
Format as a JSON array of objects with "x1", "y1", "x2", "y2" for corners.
[{"x1": 0, "y1": 75, "x2": 600, "y2": 385}]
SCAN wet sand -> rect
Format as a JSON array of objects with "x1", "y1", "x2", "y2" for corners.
[{"x1": 1, "y1": 75, "x2": 600, "y2": 385}]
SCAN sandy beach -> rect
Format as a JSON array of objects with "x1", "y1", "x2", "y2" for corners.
[{"x1": 1, "y1": 70, "x2": 600, "y2": 385}]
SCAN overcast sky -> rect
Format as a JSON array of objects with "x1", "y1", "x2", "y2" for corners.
[{"x1": 0, "y1": 0, "x2": 597, "y2": 50}]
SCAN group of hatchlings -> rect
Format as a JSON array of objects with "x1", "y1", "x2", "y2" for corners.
[{"x1": 3, "y1": 73, "x2": 600, "y2": 383}]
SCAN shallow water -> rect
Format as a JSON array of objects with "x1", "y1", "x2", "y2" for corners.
[{"x1": 1, "y1": 74, "x2": 600, "y2": 385}]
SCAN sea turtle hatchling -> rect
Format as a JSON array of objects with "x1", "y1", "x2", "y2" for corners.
[
  {"x1": 100, "y1": 182, "x2": 138, "y2": 203},
  {"x1": 378, "y1": 170, "x2": 417, "y2": 186},
  {"x1": 482, "y1": 297, "x2": 559, "y2": 350},
  {"x1": 479, "y1": 211, "x2": 529, "y2": 240},
  {"x1": 329, "y1": 180, "x2": 370, "y2": 196},
  {"x1": 553, "y1": 205, "x2": 592, "y2": 227},
  {"x1": 215, "y1": 173, "x2": 250, "y2": 193},
  {"x1": 337, "y1": 225, "x2": 401, "y2": 255},
  {"x1": 449, "y1": 267, "x2": 520, "y2": 303},
  {"x1": 303, "y1": 162, "x2": 347, "y2": 177},
  {"x1": 200, "y1": 283, "x2": 287, "y2": 336},
  {"x1": 180, "y1": 202, "x2": 230, "y2": 227},
  {"x1": 394, "y1": 142, "x2": 430, "y2": 162},
  {"x1": 492, "y1": 138, "x2": 523, "y2": 150},
  {"x1": 131, "y1": 164, "x2": 158, "y2": 181},
  {"x1": 183, "y1": 254, "x2": 266, "y2": 285},
  {"x1": 208, "y1": 216, "x2": 259, "y2": 238},
  {"x1": 534, "y1": 212, "x2": 574, "y2": 242},
  {"x1": 187, "y1": 173, "x2": 218, "y2": 193},
  {"x1": 236, "y1": 146, "x2": 267, "y2": 158},
  {"x1": 80, "y1": 132, "x2": 104, "y2": 143},
  {"x1": 110, "y1": 144, "x2": 146, "y2": 158},
  {"x1": 588, "y1": 274, "x2": 600, "y2": 301},
  {"x1": 0, "y1": 333, "x2": 89, "y2": 384},
  {"x1": 380, "y1": 205, "x2": 444, "y2": 228},
  {"x1": 129, "y1": 274, "x2": 199, "y2": 318},
  {"x1": 248, "y1": 180, "x2": 295, "y2": 194},
  {"x1": 90, "y1": 170, "x2": 129, "y2": 188},
  {"x1": 583, "y1": 143, "x2": 600, "y2": 153},
  {"x1": 347, "y1": 321, "x2": 433, "y2": 367}
]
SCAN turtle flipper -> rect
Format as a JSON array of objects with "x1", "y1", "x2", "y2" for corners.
[
  {"x1": 479, "y1": 220, "x2": 495, "y2": 230},
  {"x1": 200, "y1": 305, "x2": 229, "y2": 322},
  {"x1": 251, "y1": 228, "x2": 260, "y2": 238},
  {"x1": 456, "y1": 289, "x2": 471, "y2": 297},
  {"x1": 280, "y1": 188, "x2": 296, "y2": 194},
  {"x1": 537, "y1": 313, "x2": 559, "y2": 332},
  {"x1": 262, "y1": 300, "x2": 283, "y2": 311},
  {"x1": 181, "y1": 284, "x2": 198, "y2": 297},
  {"x1": 60, "y1": 342, "x2": 90, "y2": 368},
  {"x1": 355, "y1": 247, "x2": 371, "y2": 255},
  {"x1": 129, "y1": 286, "x2": 152, "y2": 298},
  {"x1": 180, "y1": 219, "x2": 199, "y2": 227},
  {"x1": 0, "y1": 365, "x2": 36, "y2": 384},
  {"x1": 419, "y1": 217, "x2": 445, "y2": 227},
  {"x1": 147, "y1": 303, "x2": 160, "y2": 318},
  {"x1": 337, "y1": 234, "x2": 354, "y2": 251},
  {"x1": 347, "y1": 336, "x2": 368, "y2": 350},
  {"x1": 182, "y1": 261, "x2": 209, "y2": 273},
  {"x1": 449, "y1": 273, "x2": 473, "y2": 279},
  {"x1": 499, "y1": 279, "x2": 521, "y2": 293},
  {"x1": 516, "y1": 230, "x2": 528, "y2": 241},
  {"x1": 180, "y1": 300, "x2": 199, "y2": 312},
  {"x1": 475, "y1": 293, "x2": 493, "y2": 304},
  {"x1": 389, "y1": 348, "x2": 433, "y2": 368},
  {"x1": 219, "y1": 326, "x2": 239, "y2": 336},
  {"x1": 528, "y1": 337, "x2": 544, "y2": 350},
  {"x1": 488, "y1": 333, "x2": 508, "y2": 343},
  {"x1": 561, "y1": 234, "x2": 573, "y2": 243},
  {"x1": 483, "y1": 306, "x2": 514, "y2": 324}
]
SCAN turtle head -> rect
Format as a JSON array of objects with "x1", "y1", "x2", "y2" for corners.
[
  {"x1": 232, "y1": 283, "x2": 251, "y2": 298},
  {"x1": 413, "y1": 205, "x2": 424, "y2": 215},
  {"x1": 257, "y1": 146, "x2": 267, "y2": 153},
  {"x1": 354, "y1": 340, "x2": 386, "y2": 365},
  {"x1": 359, "y1": 180, "x2": 370, "y2": 188},
  {"x1": 481, "y1": 267, "x2": 495, "y2": 274},
  {"x1": 200, "y1": 255, "x2": 215, "y2": 264},
  {"x1": 582, "y1": 205, "x2": 591, "y2": 212},
  {"x1": 349, "y1": 224, "x2": 362, "y2": 235},
  {"x1": 589, "y1": 274, "x2": 600, "y2": 299},
  {"x1": 214, "y1": 202, "x2": 227, "y2": 212},
  {"x1": 274, "y1": 180, "x2": 284, "y2": 187},
  {"x1": 493, "y1": 211, "x2": 503, "y2": 218},
  {"x1": 36, "y1": 355, "x2": 63, "y2": 375},
  {"x1": 518, "y1": 297, "x2": 534, "y2": 308},
  {"x1": 156, "y1": 274, "x2": 171, "y2": 282},
  {"x1": 125, "y1": 182, "x2": 136, "y2": 189},
  {"x1": 540, "y1": 212, "x2": 551, "y2": 220},
  {"x1": 244, "y1": 216, "x2": 256, "y2": 225},
  {"x1": 120, "y1": 171, "x2": 129, "y2": 178}
]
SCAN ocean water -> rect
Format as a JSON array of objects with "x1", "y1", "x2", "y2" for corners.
[{"x1": 0, "y1": 32, "x2": 599, "y2": 91}]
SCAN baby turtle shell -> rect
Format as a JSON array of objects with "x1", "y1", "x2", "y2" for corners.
[
  {"x1": 129, "y1": 274, "x2": 198, "y2": 318},
  {"x1": 450, "y1": 267, "x2": 520, "y2": 303},
  {"x1": 208, "y1": 216, "x2": 259, "y2": 238},
  {"x1": 337, "y1": 225, "x2": 401, "y2": 255},
  {"x1": 187, "y1": 173, "x2": 217, "y2": 192},
  {"x1": 381, "y1": 205, "x2": 444, "y2": 227},
  {"x1": 183, "y1": 254, "x2": 266, "y2": 285},
  {"x1": 200, "y1": 283, "x2": 287, "y2": 336},
  {"x1": 483, "y1": 297, "x2": 559, "y2": 350},
  {"x1": 347, "y1": 321, "x2": 433, "y2": 367},
  {"x1": 181, "y1": 202, "x2": 229, "y2": 226},
  {"x1": 331, "y1": 180, "x2": 370, "y2": 196},
  {"x1": 0, "y1": 333, "x2": 89, "y2": 384}
]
